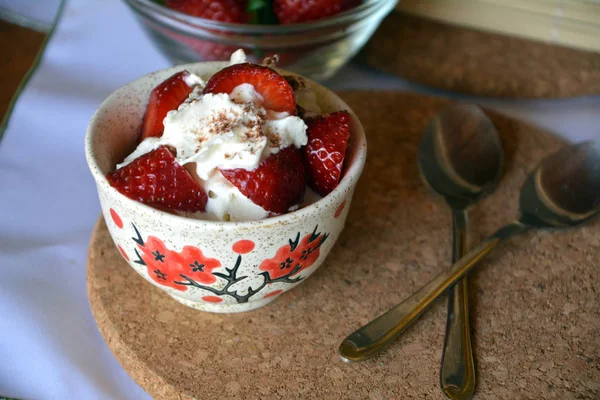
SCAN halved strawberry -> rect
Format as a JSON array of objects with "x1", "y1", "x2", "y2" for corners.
[
  {"x1": 303, "y1": 111, "x2": 351, "y2": 196},
  {"x1": 203, "y1": 63, "x2": 296, "y2": 115},
  {"x1": 165, "y1": 0, "x2": 249, "y2": 23},
  {"x1": 139, "y1": 71, "x2": 193, "y2": 142},
  {"x1": 107, "y1": 146, "x2": 208, "y2": 213},
  {"x1": 220, "y1": 147, "x2": 305, "y2": 214}
]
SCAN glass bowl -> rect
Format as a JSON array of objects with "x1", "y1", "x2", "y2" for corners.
[{"x1": 123, "y1": 0, "x2": 397, "y2": 81}]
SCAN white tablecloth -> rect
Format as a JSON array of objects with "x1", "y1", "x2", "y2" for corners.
[
  {"x1": 0, "y1": 0, "x2": 61, "y2": 30},
  {"x1": 0, "y1": 1, "x2": 598, "y2": 399}
]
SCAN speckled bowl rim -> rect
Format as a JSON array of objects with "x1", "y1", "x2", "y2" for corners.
[{"x1": 85, "y1": 62, "x2": 367, "y2": 230}]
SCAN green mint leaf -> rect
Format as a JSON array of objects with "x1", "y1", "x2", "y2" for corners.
[
  {"x1": 248, "y1": 0, "x2": 268, "y2": 12},
  {"x1": 248, "y1": 0, "x2": 278, "y2": 24}
]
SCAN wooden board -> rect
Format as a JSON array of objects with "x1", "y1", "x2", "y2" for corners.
[
  {"x1": 360, "y1": 12, "x2": 600, "y2": 99},
  {"x1": 0, "y1": 21, "x2": 45, "y2": 121},
  {"x1": 88, "y1": 91, "x2": 600, "y2": 399},
  {"x1": 395, "y1": 0, "x2": 600, "y2": 53}
]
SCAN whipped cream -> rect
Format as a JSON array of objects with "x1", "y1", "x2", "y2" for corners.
[
  {"x1": 200, "y1": 170, "x2": 269, "y2": 221},
  {"x1": 120, "y1": 50, "x2": 312, "y2": 221},
  {"x1": 229, "y1": 49, "x2": 248, "y2": 65}
]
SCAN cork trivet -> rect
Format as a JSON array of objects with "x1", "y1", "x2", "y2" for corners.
[
  {"x1": 88, "y1": 91, "x2": 600, "y2": 399},
  {"x1": 360, "y1": 12, "x2": 600, "y2": 99}
]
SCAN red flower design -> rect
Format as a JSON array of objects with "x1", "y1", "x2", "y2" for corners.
[
  {"x1": 263, "y1": 289, "x2": 283, "y2": 299},
  {"x1": 259, "y1": 229, "x2": 328, "y2": 280},
  {"x1": 117, "y1": 245, "x2": 129, "y2": 261},
  {"x1": 128, "y1": 223, "x2": 329, "y2": 303},
  {"x1": 232, "y1": 239, "x2": 255, "y2": 254},
  {"x1": 202, "y1": 296, "x2": 223, "y2": 303},
  {"x1": 138, "y1": 236, "x2": 221, "y2": 291},
  {"x1": 334, "y1": 200, "x2": 346, "y2": 218},
  {"x1": 110, "y1": 208, "x2": 123, "y2": 229}
]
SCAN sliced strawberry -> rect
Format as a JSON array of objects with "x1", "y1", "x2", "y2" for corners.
[
  {"x1": 220, "y1": 147, "x2": 305, "y2": 214},
  {"x1": 273, "y1": 0, "x2": 361, "y2": 24},
  {"x1": 203, "y1": 63, "x2": 296, "y2": 115},
  {"x1": 139, "y1": 71, "x2": 193, "y2": 142},
  {"x1": 303, "y1": 111, "x2": 351, "y2": 196},
  {"x1": 165, "y1": 0, "x2": 249, "y2": 23},
  {"x1": 107, "y1": 146, "x2": 208, "y2": 213}
]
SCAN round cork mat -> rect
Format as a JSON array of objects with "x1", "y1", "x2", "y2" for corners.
[
  {"x1": 88, "y1": 91, "x2": 600, "y2": 400},
  {"x1": 360, "y1": 12, "x2": 600, "y2": 99}
]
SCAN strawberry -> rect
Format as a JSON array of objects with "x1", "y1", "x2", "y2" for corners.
[
  {"x1": 220, "y1": 147, "x2": 305, "y2": 214},
  {"x1": 273, "y1": 0, "x2": 361, "y2": 24},
  {"x1": 139, "y1": 71, "x2": 193, "y2": 142},
  {"x1": 203, "y1": 63, "x2": 297, "y2": 115},
  {"x1": 184, "y1": 39, "x2": 241, "y2": 62},
  {"x1": 303, "y1": 111, "x2": 351, "y2": 196},
  {"x1": 165, "y1": 0, "x2": 249, "y2": 23},
  {"x1": 156, "y1": 27, "x2": 240, "y2": 62},
  {"x1": 107, "y1": 146, "x2": 208, "y2": 213}
]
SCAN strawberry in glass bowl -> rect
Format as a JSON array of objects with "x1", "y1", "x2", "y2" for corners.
[
  {"x1": 86, "y1": 50, "x2": 366, "y2": 312},
  {"x1": 123, "y1": 0, "x2": 397, "y2": 81}
]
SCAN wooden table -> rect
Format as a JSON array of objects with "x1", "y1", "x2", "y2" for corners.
[{"x1": 0, "y1": 21, "x2": 45, "y2": 121}]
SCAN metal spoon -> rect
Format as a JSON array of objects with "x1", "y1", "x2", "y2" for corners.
[
  {"x1": 418, "y1": 104, "x2": 503, "y2": 400},
  {"x1": 339, "y1": 140, "x2": 600, "y2": 364}
]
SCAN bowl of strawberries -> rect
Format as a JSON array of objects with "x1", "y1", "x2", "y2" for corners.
[
  {"x1": 86, "y1": 51, "x2": 367, "y2": 313},
  {"x1": 123, "y1": 0, "x2": 397, "y2": 81}
]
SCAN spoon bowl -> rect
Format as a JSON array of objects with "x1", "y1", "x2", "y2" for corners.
[
  {"x1": 520, "y1": 140, "x2": 600, "y2": 228},
  {"x1": 419, "y1": 104, "x2": 503, "y2": 208}
]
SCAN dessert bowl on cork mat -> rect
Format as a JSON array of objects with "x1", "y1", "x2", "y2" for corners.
[
  {"x1": 360, "y1": 12, "x2": 600, "y2": 99},
  {"x1": 87, "y1": 91, "x2": 600, "y2": 399},
  {"x1": 85, "y1": 60, "x2": 367, "y2": 313}
]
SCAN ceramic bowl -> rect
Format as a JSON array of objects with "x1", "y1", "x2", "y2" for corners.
[{"x1": 85, "y1": 62, "x2": 366, "y2": 313}]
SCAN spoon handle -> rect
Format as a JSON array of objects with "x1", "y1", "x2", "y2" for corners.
[
  {"x1": 440, "y1": 209, "x2": 475, "y2": 400},
  {"x1": 338, "y1": 221, "x2": 528, "y2": 363}
]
